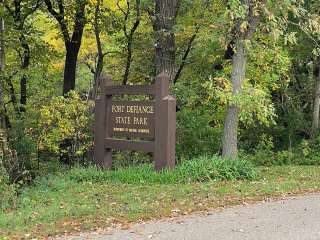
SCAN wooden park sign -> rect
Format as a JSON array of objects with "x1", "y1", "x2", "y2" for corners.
[{"x1": 94, "y1": 73, "x2": 176, "y2": 171}]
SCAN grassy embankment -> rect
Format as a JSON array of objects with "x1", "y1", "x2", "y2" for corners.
[{"x1": 1, "y1": 157, "x2": 320, "y2": 239}]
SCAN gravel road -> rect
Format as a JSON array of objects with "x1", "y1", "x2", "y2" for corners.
[{"x1": 63, "y1": 194, "x2": 320, "y2": 240}]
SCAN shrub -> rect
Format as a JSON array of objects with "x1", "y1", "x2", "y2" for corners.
[
  {"x1": 248, "y1": 134, "x2": 276, "y2": 166},
  {"x1": 0, "y1": 127, "x2": 26, "y2": 183},
  {"x1": 68, "y1": 155, "x2": 257, "y2": 184},
  {"x1": 37, "y1": 91, "x2": 93, "y2": 164},
  {"x1": 8, "y1": 116, "x2": 38, "y2": 179},
  {"x1": 176, "y1": 109, "x2": 220, "y2": 160},
  {"x1": 290, "y1": 139, "x2": 320, "y2": 165},
  {"x1": 0, "y1": 166, "x2": 16, "y2": 211},
  {"x1": 248, "y1": 137, "x2": 320, "y2": 166}
]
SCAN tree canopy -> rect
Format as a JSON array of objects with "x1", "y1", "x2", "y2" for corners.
[{"x1": 1, "y1": 0, "x2": 320, "y2": 180}]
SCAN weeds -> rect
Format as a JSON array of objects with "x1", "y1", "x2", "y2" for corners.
[{"x1": 68, "y1": 156, "x2": 257, "y2": 184}]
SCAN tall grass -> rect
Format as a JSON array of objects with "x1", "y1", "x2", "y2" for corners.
[{"x1": 68, "y1": 156, "x2": 257, "y2": 184}]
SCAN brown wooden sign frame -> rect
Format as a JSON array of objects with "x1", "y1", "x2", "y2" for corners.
[{"x1": 94, "y1": 73, "x2": 176, "y2": 171}]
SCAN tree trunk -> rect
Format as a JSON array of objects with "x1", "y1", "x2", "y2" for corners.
[
  {"x1": 222, "y1": 40, "x2": 247, "y2": 159},
  {"x1": 19, "y1": 34, "x2": 30, "y2": 112},
  {"x1": 312, "y1": 59, "x2": 320, "y2": 140},
  {"x1": 20, "y1": 76, "x2": 27, "y2": 111},
  {"x1": 89, "y1": 0, "x2": 104, "y2": 100},
  {"x1": 44, "y1": 0, "x2": 87, "y2": 96},
  {"x1": 123, "y1": 36, "x2": 134, "y2": 85},
  {"x1": 93, "y1": 53, "x2": 103, "y2": 95},
  {"x1": 63, "y1": 42, "x2": 81, "y2": 95},
  {"x1": 0, "y1": 2, "x2": 6, "y2": 129},
  {"x1": 153, "y1": 0, "x2": 179, "y2": 81},
  {"x1": 0, "y1": 7, "x2": 4, "y2": 73}
]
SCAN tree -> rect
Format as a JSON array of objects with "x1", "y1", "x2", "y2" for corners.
[
  {"x1": 286, "y1": 0, "x2": 320, "y2": 140},
  {"x1": 91, "y1": 0, "x2": 106, "y2": 99},
  {"x1": 148, "y1": 0, "x2": 180, "y2": 81},
  {"x1": 222, "y1": 0, "x2": 263, "y2": 159},
  {"x1": 221, "y1": 0, "x2": 304, "y2": 159},
  {"x1": 301, "y1": 3, "x2": 320, "y2": 141},
  {"x1": 0, "y1": 0, "x2": 4, "y2": 73},
  {"x1": 311, "y1": 58, "x2": 320, "y2": 140},
  {"x1": 5, "y1": 0, "x2": 40, "y2": 112},
  {"x1": 118, "y1": 0, "x2": 141, "y2": 85},
  {"x1": 0, "y1": 0, "x2": 6, "y2": 128},
  {"x1": 44, "y1": 0, "x2": 88, "y2": 95}
]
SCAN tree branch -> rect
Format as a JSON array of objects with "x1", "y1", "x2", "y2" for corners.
[
  {"x1": 174, "y1": 0, "x2": 181, "y2": 18},
  {"x1": 4, "y1": 2, "x2": 14, "y2": 16},
  {"x1": 122, "y1": 0, "x2": 141, "y2": 85},
  {"x1": 173, "y1": 26, "x2": 199, "y2": 84},
  {"x1": 71, "y1": 0, "x2": 86, "y2": 43},
  {"x1": 44, "y1": 0, "x2": 70, "y2": 43},
  {"x1": 26, "y1": 0, "x2": 41, "y2": 17},
  {"x1": 288, "y1": 20, "x2": 320, "y2": 48}
]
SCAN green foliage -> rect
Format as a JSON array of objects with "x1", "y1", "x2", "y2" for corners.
[
  {"x1": 0, "y1": 166, "x2": 16, "y2": 212},
  {"x1": 292, "y1": 138, "x2": 320, "y2": 165},
  {"x1": 37, "y1": 91, "x2": 93, "y2": 163},
  {"x1": 2, "y1": 0, "x2": 320, "y2": 205},
  {"x1": 176, "y1": 109, "x2": 220, "y2": 160},
  {"x1": 68, "y1": 155, "x2": 257, "y2": 184},
  {"x1": 248, "y1": 136, "x2": 320, "y2": 166},
  {"x1": 9, "y1": 117, "x2": 38, "y2": 174},
  {"x1": 248, "y1": 134, "x2": 276, "y2": 166},
  {"x1": 0, "y1": 128, "x2": 26, "y2": 184}
]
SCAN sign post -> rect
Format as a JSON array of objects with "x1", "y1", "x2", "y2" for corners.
[{"x1": 94, "y1": 73, "x2": 176, "y2": 171}]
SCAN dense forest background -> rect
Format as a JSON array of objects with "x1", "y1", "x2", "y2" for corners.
[{"x1": 1, "y1": 0, "x2": 320, "y2": 184}]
